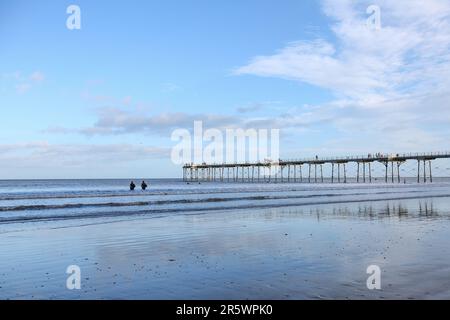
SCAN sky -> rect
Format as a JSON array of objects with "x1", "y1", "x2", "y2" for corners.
[{"x1": 1, "y1": 0, "x2": 450, "y2": 179}]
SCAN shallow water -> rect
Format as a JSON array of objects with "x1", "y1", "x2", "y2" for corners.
[
  {"x1": 1, "y1": 179, "x2": 450, "y2": 227},
  {"x1": 0, "y1": 179, "x2": 450, "y2": 299}
]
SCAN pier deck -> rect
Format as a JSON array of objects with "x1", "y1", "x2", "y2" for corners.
[{"x1": 182, "y1": 152, "x2": 450, "y2": 183}]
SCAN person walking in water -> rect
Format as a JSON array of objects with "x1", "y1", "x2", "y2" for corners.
[
  {"x1": 130, "y1": 181, "x2": 136, "y2": 191},
  {"x1": 141, "y1": 180, "x2": 148, "y2": 191}
]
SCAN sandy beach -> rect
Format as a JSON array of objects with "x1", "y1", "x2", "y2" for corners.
[{"x1": 1, "y1": 184, "x2": 450, "y2": 299}]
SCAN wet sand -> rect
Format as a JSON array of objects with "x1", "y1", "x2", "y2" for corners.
[{"x1": 1, "y1": 197, "x2": 450, "y2": 299}]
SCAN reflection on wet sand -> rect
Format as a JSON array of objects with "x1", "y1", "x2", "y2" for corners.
[
  {"x1": 1, "y1": 196, "x2": 450, "y2": 299},
  {"x1": 267, "y1": 199, "x2": 442, "y2": 221}
]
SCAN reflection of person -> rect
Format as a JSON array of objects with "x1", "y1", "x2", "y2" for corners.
[
  {"x1": 130, "y1": 181, "x2": 136, "y2": 191},
  {"x1": 141, "y1": 180, "x2": 148, "y2": 190}
]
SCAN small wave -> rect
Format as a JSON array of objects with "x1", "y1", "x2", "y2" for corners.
[
  {"x1": 0, "y1": 183, "x2": 435, "y2": 201},
  {"x1": 0, "y1": 201, "x2": 151, "y2": 212},
  {"x1": 2, "y1": 193, "x2": 450, "y2": 224},
  {"x1": 0, "y1": 189, "x2": 442, "y2": 212}
]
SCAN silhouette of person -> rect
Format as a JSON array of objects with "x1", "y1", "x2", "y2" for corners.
[
  {"x1": 141, "y1": 180, "x2": 148, "y2": 190},
  {"x1": 130, "y1": 181, "x2": 136, "y2": 191}
]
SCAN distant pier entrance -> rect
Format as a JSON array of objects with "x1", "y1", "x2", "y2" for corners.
[{"x1": 182, "y1": 152, "x2": 450, "y2": 184}]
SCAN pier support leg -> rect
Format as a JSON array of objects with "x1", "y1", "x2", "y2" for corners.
[
  {"x1": 357, "y1": 162, "x2": 360, "y2": 183},
  {"x1": 391, "y1": 162, "x2": 394, "y2": 183},
  {"x1": 385, "y1": 162, "x2": 388, "y2": 183},
  {"x1": 331, "y1": 164, "x2": 334, "y2": 183},
  {"x1": 344, "y1": 164, "x2": 347, "y2": 183},
  {"x1": 429, "y1": 161, "x2": 433, "y2": 183},
  {"x1": 363, "y1": 162, "x2": 366, "y2": 183},
  {"x1": 423, "y1": 160, "x2": 427, "y2": 183},
  {"x1": 417, "y1": 160, "x2": 420, "y2": 183}
]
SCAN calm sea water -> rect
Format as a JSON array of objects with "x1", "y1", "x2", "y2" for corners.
[{"x1": 2, "y1": 179, "x2": 450, "y2": 228}]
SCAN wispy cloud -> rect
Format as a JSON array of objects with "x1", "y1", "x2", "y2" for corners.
[
  {"x1": 235, "y1": 101, "x2": 281, "y2": 113},
  {"x1": 15, "y1": 83, "x2": 32, "y2": 94},
  {"x1": 46, "y1": 107, "x2": 240, "y2": 136},
  {"x1": 161, "y1": 82, "x2": 181, "y2": 93},
  {"x1": 29, "y1": 71, "x2": 45, "y2": 83},
  {"x1": 236, "y1": 0, "x2": 450, "y2": 100},
  {"x1": 2, "y1": 70, "x2": 45, "y2": 94},
  {"x1": 234, "y1": 0, "x2": 450, "y2": 152},
  {"x1": 45, "y1": 104, "x2": 338, "y2": 137},
  {"x1": 0, "y1": 142, "x2": 170, "y2": 169}
]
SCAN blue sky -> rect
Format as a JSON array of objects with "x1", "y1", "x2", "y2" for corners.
[{"x1": 1, "y1": 0, "x2": 450, "y2": 179}]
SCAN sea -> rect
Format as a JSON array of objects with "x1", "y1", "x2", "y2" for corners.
[{"x1": 1, "y1": 178, "x2": 450, "y2": 228}]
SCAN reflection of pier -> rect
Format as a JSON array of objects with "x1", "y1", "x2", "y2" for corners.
[{"x1": 182, "y1": 152, "x2": 450, "y2": 183}]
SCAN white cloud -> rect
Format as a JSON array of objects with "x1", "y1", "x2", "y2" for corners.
[
  {"x1": 30, "y1": 71, "x2": 45, "y2": 83},
  {"x1": 162, "y1": 82, "x2": 181, "y2": 93},
  {"x1": 15, "y1": 83, "x2": 32, "y2": 94},
  {"x1": 236, "y1": 1, "x2": 450, "y2": 101},
  {"x1": 234, "y1": 0, "x2": 450, "y2": 153},
  {"x1": 74, "y1": 107, "x2": 241, "y2": 136},
  {"x1": 47, "y1": 105, "x2": 337, "y2": 138},
  {"x1": 3, "y1": 70, "x2": 45, "y2": 94},
  {"x1": 0, "y1": 142, "x2": 169, "y2": 168}
]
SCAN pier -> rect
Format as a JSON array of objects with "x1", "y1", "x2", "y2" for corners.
[{"x1": 182, "y1": 152, "x2": 450, "y2": 183}]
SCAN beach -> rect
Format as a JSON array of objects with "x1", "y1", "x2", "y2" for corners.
[{"x1": 1, "y1": 180, "x2": 450, "y2": 299}]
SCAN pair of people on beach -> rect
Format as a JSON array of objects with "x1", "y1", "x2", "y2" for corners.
[{"x1": 130, "y1": 180, "x2": 147, "y2": 191}]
